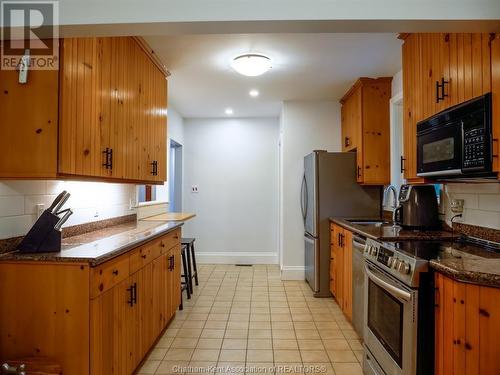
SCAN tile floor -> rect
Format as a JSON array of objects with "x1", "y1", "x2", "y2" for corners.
[{"x1": 139, "y1": 264, "x2": 363, "y2": 375}]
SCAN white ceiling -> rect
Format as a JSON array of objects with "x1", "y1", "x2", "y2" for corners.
[{"x1": 145, "y1": 33, "x2": 403, "y2": 118}]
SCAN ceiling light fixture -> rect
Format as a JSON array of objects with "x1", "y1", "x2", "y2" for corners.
[
  {"x1": 225, "y1": 108, "x2": 233, "y2": 115},
  {"x1": 249, "y1": 89, "x2": 259, "y2": 97},
  {"x1": 232, "y1": 54, "x2": 272, "y2": 77}
]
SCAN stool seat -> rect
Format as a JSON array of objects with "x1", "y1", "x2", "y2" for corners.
[{"x1": 181, "y1": 238, "x2": 195, "y2": 245}]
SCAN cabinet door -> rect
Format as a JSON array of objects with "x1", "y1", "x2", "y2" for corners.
[
  {"x1": 0, "y1": 42, "x2": 59, "y2": 178},
  {"x1": 90, "y1": 278, "x2": 133, "y2": 375},
  {"x1": 152, "y1": 254, "x2": 167, "y2": 334},
  {"x1": 402, "y1": 34, "x2": 426, "y2": 183},
  {"x1": 331, "y1": 224, "x2": 344, "y2": 307},
  {"x1": 59, "y1": 38, "x2": 104, "y2": 178},
  {"x1": 341, "y1": 90, "x2": 361, "y2": 152},
  {"x1": 329, "y1": 225, "x2": 335, "y2": 296},
  {"x1": 171, "y1": 245, "x2": 182, "y2": 313},
  {"x1": 342, "y1": 230, "x2": 353, "y2": 320}
]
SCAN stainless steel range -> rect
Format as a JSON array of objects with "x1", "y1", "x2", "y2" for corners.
[{"x1": 362, "y1": 238, "x2": 437, "y2": 375}]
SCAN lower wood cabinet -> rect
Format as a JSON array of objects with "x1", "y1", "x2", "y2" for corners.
[
  {"x1": 0, "y1": 228, "x2": 181, "y2": 375},
  {"x1": 329, "y1": 223, "x2": 353, "y2": 320},
  {"x1": 434, "y1": 272, "x2": 500, "y2": 375}
]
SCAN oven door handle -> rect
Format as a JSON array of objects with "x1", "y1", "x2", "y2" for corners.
[{"x1": 365, "y1": 265, "x2": 412, "y2": 302}]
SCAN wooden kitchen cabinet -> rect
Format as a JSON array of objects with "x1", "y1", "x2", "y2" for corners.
[
  {"x1": 340, "y1": 77, "x2": 392, "y2": 185},
  {"x1": 0, "y1": 228, "x2": 181, "y2": 375},
  {"x1": 434, "y1": 272, "x2": 500, "y2": 375},
  {"x1": 0, "y1": 41, "x2": 59, "y2": 178},
  {"x1": 400, "y1": 33, "x2": 494, "y2": 181},
  {"x1": 329, "y1": 223, "x2": 353, "y2": 320},
  {"x1": 58, "y1": 37, "x2": 168, "y2": 183}
]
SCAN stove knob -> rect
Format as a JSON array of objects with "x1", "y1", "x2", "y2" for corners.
[
  {"x1": 399, "y1": 262, "x2": 411, "y2": 275},
  {"x1": 371, "y1": 247, "x2": 378, "y2": 256},
  {"x1": 393, "y1": 259, "x2": 401, "y2": 270},
  {"x1": 387, "y1": 256, "x2": 394, "y2": 267}
]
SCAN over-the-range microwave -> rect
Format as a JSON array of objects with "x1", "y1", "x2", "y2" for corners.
[{"x1": 416, "y1": 93, "x2": 495, "y2": 179}]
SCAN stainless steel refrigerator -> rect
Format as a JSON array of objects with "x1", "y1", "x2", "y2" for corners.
[{"x1": 301, "y1": 151, "x2": 381, "y2": 297}]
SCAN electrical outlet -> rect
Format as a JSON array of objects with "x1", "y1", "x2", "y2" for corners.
[
  {"x1": 450, "y1": 199, "x2": 464, "y2": 214},
  {"x1": 35, "y1": 204, "x2": 45, "y2": 219},
  {"x1": 191, "y1": 185, "x2": 199, "y2": 193}
]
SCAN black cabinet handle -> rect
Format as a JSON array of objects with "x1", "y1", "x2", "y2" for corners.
[
  {"x1": 436, "y1": 78, "x2": 449, "y2": 103},
  {"x1": 151, "y1": 160, "x2": 158, "y2": 176},
  {"x1": 400, "y1": 156, "x2": 406, "y2": 173},
  {"x1": 357, "y1": 166, "x2": 361, "y2": 179},
  {"x1": 344, "y1": 137, "x2": 350, "y2": 148},
  {"x1": 127, "y1": 284, "x2": 134, "y2": 306},
  {"x1": 112, "y1": 270, "x2": 119, "y2": 276},
  {"x1": 132, "y1": 282, "x2": 137, "y2": 305},
  {"x1": 435, "y1": 80, "x2": 440, "y2": 103},
  {"x1": 102, "y1": 148, "x2": 111, "y2": 169}
]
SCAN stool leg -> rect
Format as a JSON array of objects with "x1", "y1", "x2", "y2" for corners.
[
  {"x1": 186, "y1": 245, "x2": 193, "y2": 294},
  {"x1": 191, "y1": 242, "x2": 199, "y2": 286},
  {"x1": 179, "y1": 286, "x2": 183, "y2": 310},
  {"x1": 181, "y1": 250, "x2": 191, "y2": 300}
]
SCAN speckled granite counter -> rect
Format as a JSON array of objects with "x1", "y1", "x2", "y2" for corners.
[
  {"x1": 330, "y1": 217, "x2": 456, "y2": 241},
  {"x1": 430, "y1": 241, "x2": 500, "y2": 288},
  {"x1": 0, "y1": 220, "x2": 183, "y2": 266}
]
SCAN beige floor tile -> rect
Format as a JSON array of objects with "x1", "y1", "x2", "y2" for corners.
[
  {"x1": 246, "y1": 362, "x2": 275, "y2": 374},
  {"x1": 224, "y1": 329, "x2": 248, "y2": 339},
  {"x1": 250, "y1": 313, "x2": 271, "y2": 322},
  {"x1": 327, "y1": 350, "x2": 358, "y2": 363},
  {"x1": 272, "y1": 321, "x2": 294, "y2": 330},
  {"x1": 341, "y1": 330, "x2": 359, "y2": 339},
  {"x1": 271, "y1": 313, "x2": 292, "y2": 322},
  {"x1": 300, "y1": 350, "x2": 330, "y2": 363},
  {"x1": 197, "y1": 338, "x2": 223, "y2": 349},
  {"x1": 227, "y1": 321, "x2": 249, "y2": 330},
  {"x1": 216, "y1": 362, "x2": 247, "y2": 374},
  {"x1": 200, "y1": 329, "x2": 225, "y2": 339},
  {"x1": 272, "y1": 329, "x2": 296, "y2": 339},
  {"x1": 182, "y1": 320, "x2": 206, "y2": 329},
  {"x1": 204, "y1": 321, "x2": 227, "y2": 329},
  {"x1": 274, "y1": 363, "x2": 304, "y2": 375},
  {"x1": 191, "y1": 349, "x2": 220, "y2": 361},
  {"x1": 219, "y1": 349, "x2": 247, "y2": 362},
  {"x1": 291, "y1": 313, "x2": 313, "y2": 322},
  {"x1": 319, "y1": 329, "x2": 344, "y2": 340},
  {"x1": 229, "y1": 313, "x2": 250, "y2": 321},
  {"x1": 322, "y1": 339, "x2": 351, "y2": 351},
  {"x1": 354, "y1": 350, "x2": 363, "y2": 363},
  {"x1": 208, "y1": 313, "x2": 229, "y2": 321},
  {"x1": 177, "y1": 328, "x2": 203, "y2": 338},
  {"x1": 186, "y1": 361, "x2": 217, "y2": 374},
  {"x1": 251, "y1": 307, "x2": 270, "y2": 314},
  {"x1": 171, "y1": 338, "x2": 199, "y2": 349},
  {"x1": 164, "y1": 328, "x2": 179, "y2": 338},
  {"x1": 332, "y1": 362, "x2": 363, "y2": 375},
  {"x1": 314, "y1": 321, "x2": 339, "y2": 330},
  {"x1": 348, "y1": 339, "x2": 363, "y2": 351},
  {"x1": 137, "y1": 360, "x2": 160, "y2": 374},
  {"x1": 189, "y1": 313, "x2": 209, "y2": 321},
  {"x1": 247, "y1": 349, "x2": 273, "y2": 362},
  {"x1": 273, "y1": 350, "x2": 302, "y2": 362},
  {"x1": 164, "y1": 348, "x2": 195, "y2": 361},
  {"x1": 249, "y1": 321, "x2": 271, "y2": 330},
  {"x1": 156, "y1": 336, "x2": 175, "y2": 349},
  {"x1": 247, "y1": 338, "x2": 273, "y2": 349},
  {"x1": 248, "y1": 329, "x2": 272, "y2": 339},
  {"x1": 297, "y1": 339, "x2": 324, "y2": 350},
  {"x1": 294, "y1": 329, "x2": 320, "y2": 340},
  {"x1": 293, "y1": 322, "x2": 316, "y2": 330},
  {"x1": 222, "y1": 338, "x2": 247, "y2": 349},
  {"x1": 273, "y1": 339, "x2": 298, "y2": 350}
]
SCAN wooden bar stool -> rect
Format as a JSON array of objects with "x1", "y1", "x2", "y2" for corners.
[{"x1": 182, "y1": 238, "x2": 198, "y2": 294}]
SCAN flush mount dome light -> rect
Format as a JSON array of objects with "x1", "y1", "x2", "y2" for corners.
[{"x1": 232, "y1": 54, "x2": 272, "y2": 77}]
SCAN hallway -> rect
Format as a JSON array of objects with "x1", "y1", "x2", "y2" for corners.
[{"x1": 139, "y1": 264, "x2": 363, "y2": 375}]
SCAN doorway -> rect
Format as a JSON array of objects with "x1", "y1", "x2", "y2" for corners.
[{"x1": 169, "y1": 139, "x2": 183, "y2": 212}]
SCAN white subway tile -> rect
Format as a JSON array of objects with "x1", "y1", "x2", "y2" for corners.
[
  {"x1": 24, "y1": 195, "x2": 57, "y2": 214},
  {"x1": 478, "y1": 194, "x2": 500, "y2": 212},
  {"x1": 0, "y1": 181, "x2": 46, "y2": 196},
  {"x1": 463, "y1": 209, "x2": 500, "y2": 230},
  {"x1": 449, "y1": 193, "x2": 478, "y2": 209},
  {"x1": 0, "y1": 215, "x2": 35, "y2": 239},
  {"x1": 445, "y1": 183, "x2": 500, "y2": 195},
  {"x1": 0, "y1": 196, "x2": 25, "y2": 216}
]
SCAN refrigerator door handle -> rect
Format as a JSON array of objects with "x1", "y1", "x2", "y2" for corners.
[{"x1": 300, "y1": 174, "x2": 306, "y2": 223}]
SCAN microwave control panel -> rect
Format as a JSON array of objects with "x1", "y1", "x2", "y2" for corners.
[{"x1": 463, "y1": 127, "x2": 486, "y2": 169}]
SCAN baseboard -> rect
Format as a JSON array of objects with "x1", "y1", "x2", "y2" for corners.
[
  {"x1": 280, "y1": 266, "x2": 305, "y2": 280},
  {"x1": 196, "y1": 252, "x2": 279, "y2": 265}
]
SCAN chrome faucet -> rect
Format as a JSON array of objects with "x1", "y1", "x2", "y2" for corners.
[{"x1": 383, "y1": 185, "x2": 400, "y2": 227}]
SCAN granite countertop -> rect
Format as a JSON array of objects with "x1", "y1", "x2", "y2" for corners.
[
  {"x1": 331, "y1": 217, "x2": 456, "y2": 241},
  {"x1": 430, "y1": 242, "x2": 500, "y2": 288},
  {"x1": 0, "y1": 220, "x2": 183, "y2": 266}
]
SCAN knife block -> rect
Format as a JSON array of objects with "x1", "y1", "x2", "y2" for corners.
[{"x1": 17, "y1": 210, "x2": 62, "y2": 253}]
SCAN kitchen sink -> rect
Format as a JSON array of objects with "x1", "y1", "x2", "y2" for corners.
[{"x1": 347, "y1": 219, "x2": 390, "y2": 227}]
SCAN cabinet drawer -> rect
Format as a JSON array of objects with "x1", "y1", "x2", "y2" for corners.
[
  {"x1": 91, "y1": 255, "x2": 130, "y2": 298},
  {"x1": 160, "y1": 229, "x2": 181, "y2": 253},
  {"x1": 129, "y1": 246, "x2": 153, "y2": 274}
]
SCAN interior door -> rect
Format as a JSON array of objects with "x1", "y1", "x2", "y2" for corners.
[{"x1": 304, "y1": 152, "x2": 318, "y2": 236}]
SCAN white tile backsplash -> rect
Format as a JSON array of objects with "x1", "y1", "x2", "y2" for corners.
[
  {"x1": 0, "y1": 180, "x2": 137, "y2": 239},
  {"x1": 443, "y1": 183, "x2": 500, "y2": 230}
]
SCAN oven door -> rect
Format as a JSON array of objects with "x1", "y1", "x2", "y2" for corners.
[
  {"x1": 364, "y1": 261, "x2": 417, "y2": 375},
  {"x1": 417, "y1": 121, "x2": 462, "y2": 177}
]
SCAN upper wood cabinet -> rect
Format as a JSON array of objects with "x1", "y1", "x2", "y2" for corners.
[
  {"x1": 435, "y1": 272, "x2": 500, "y2": 375},
  {"x1": 340, "y1": 77, "x2": 392, "y2": 185},
  {"x1": 0, "y1": 41, "x2": 59, "y2": 179},
  {"x1": 401, "y1": 33, "x2": 494, "y2": 181},
  {"x1": 0, "y1": 37, "x2": 167, "y2": 184},
  {"x1": 58, "y1": 37, "x2": 168, "y2": 183}
]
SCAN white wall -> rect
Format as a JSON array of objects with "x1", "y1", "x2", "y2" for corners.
[
  {"x1": 388, "y1": 69, "x2": 404, "y2": 209},
  {"x1": 168, "y1": 107, "x2": 185, "y2": 146},
  {"x1": 0, "y1": 181, "x2": 136, "y2": 239},
  {"x1": 280, "y1": 100, "x2": 342, "y2": 279},
  {"x1": 182, "y1": 117, "x2": 280, "y2": 264}
]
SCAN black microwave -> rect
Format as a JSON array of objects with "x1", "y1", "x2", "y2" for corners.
[{"x1": 416, "y1": 93, "x2": 494, "y2": 178}]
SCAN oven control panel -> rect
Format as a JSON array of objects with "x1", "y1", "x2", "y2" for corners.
[{"x1": 363, "y1": 238, "x2": 428, "y2": 287}]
